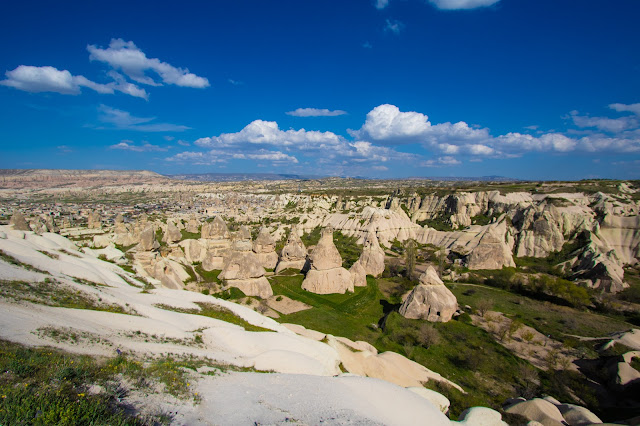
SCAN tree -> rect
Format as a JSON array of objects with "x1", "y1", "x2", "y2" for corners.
[
  {"x1": 476, "y1": 298, "x2": 493, "y2": 317},
  {"x1": 404, "y1": 239, "x2": 416, "y2": 279}
]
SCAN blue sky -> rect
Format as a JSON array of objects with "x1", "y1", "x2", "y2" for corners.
[{"x1": 1, "y1": 0, "x2": 639, "y2": 180}]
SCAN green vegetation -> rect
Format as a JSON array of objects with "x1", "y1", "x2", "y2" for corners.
[
  {"x1": 0, "y1": 249, "x2": 50, "y2": 274},
  {"x1": 156, "y1": 302, "x2": 272, "y2": 332},
  {"x1": 416, "y1": 213, "x2": 455, "y2": 231},
  {"x1": 180, "y1": 229, "x2": 200, "y2": 240},
  {"x1": 300, "y1": 226, "x2": 322, "y2": 247},
  {"x1": 0, "y1": 278, "x2": 133, "y2": 315},
  {"x1": 193, "y1": 265, "x2": 222, "y2": 284},
  {"x1": 0, "y1": 340, "x2": 169, "y2": 425},
  {"x1": 450, "y1": 283, "x2": 632, "y2": 346},
  {"x1": 514, "y1": 235, "x2": 587, "y2": 276},
  {"x1": 333, "y1": 231, "x2": 361, "y2": 269}
]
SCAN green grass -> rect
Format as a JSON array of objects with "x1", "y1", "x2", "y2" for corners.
[
  {"x1": 180, "y1": 229, "x2": 200, "y2": 240},
  {"x1": 449, "y1": 283, "x2": 633, "y2": 346},
  {"x1": 156, "y1": 302, "x2": 272, "y2": 332},
  {"x1": 0, "y1": 340, "x2": 164, "y2": 425},
  {"x1": 193, "y1": 265, "x2": 222, "y2": 284},
  {"x1": 0, "y1": 278, "x2": 133, "y2": 315},
  {"x1": 0, "y1": 249, "x2": 50, "y2": 275},
  {"x1": 270, "y1": 274, "x2": 385, "y2": 343}
]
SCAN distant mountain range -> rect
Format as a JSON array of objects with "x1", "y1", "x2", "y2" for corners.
[{"x1": 167, "y1": 172, "x2": 518, "y2": 182}]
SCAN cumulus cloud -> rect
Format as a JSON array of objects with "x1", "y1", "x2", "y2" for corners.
[
  {"x1": 88, "y1": 39, "x2": 209, "y2": 88},
  {"x1": 422, "y1": 156, "x2": 462, "y2": 167},
  {"x1": 286, "y1": 108, "x2": 347, "y2": 117},
  {"x1": 609, "y1": 103, "x2": 640, "y2": 116},
  {"x1": 428, "y1": 0, "x2": 500, "y2": 10},
  {"x1": 194, "y1": 120, "x2": 344, "y2": 150},
  {"x1": 570, "y1": 110, "x2": 637, "y2": 133},
  {"x1": 109, "y1": 140, "x2": 169, "y2": 152},
  {"x1": 0, "y1": 65, "x2": 149, "y2": 99},
  {"x1": 1, "y1": 65, "x2": 113, "y2": 95},
  {"x1": 385, "y1": 19, "x2": 404, "y2": 34},
  {"x1": 98, "y1": 105, "x2": 190, "y2": 132}
]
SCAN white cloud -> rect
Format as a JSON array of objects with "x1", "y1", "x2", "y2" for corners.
[
  {"x1": 374, "y1": 0, "x2": 389, "y2": 9},
  {"x1": 98, "y1": 105, "x2": 190, "y2": 132},
  {"x1": 194, "y1": 120, "x2": 344, "y2": 150},
  {"x1": 385, "y1": 19, "x2": 404, "y2": 34},
  {"x1": 1, "y1": 65, "x2": 112, "y2": 95},
  {"x1": 167, "y1": 148, "x2": 298, "y2": 165},
  {"x1": 609, "y1": 103, "x2": 640, "y2": 116},
  {"x1": 570, "y1": 111, "x2": 637, "y2": 133},
  {"x1": 228, "y1": 79, "x2": 243, "y2": 86},
  {"x1": 286, "y1": 108, "x2": 347, "y2": 117},
  {"x1": 88, "y1": 38, "x2": 209, "y2": 88},
  {"x1": 109, "y1": 140, "x2": 169, "y2": 152},
  {"x1": 363, "y1": 42, "x2": 373, "y2": 49},
  {"x1": 56, "y1": 145, "x2": 73, "y2": 153},
  {"x1": 0, "y1": 65, "x2": 148, "y2": 99},
  {"x1": 422, "y1": 156, "x2": 461, "y2": 167},
  {"x1": 428, "y1": 0, "x2": 500, "y2": 10},
  {"x1": 373, "y1": 165, "x2": 389, "y2": 171},
  {"x1": 355, "y1": 104, "x2": 431, "y2": 141},
  {"x1": 177, "y1": 140, "x2": 190, "y2": 146}
]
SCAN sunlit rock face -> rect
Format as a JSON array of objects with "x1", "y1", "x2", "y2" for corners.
[
  {"x1": 302, "y1": 227, "x2": 354, "y2": 295},
  {"x1": 399, "y1": 266, "x2": 457, "y2": 322}
]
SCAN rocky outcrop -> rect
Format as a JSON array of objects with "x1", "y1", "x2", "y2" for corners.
[
  {"x1": 275, "y1": 226, "x2": 308, "y2": 274},
  {"x1": 201, "y1": 216, "x2": 230, "y2": 240},
  {"x1": 253, "y1": 227, "x2": 278, "y2": 270},
  {"x1": 399, "y1": 266, "x2": 457, "y2": 322},
  {"x1": 138, "y1": 226, "x2": 160, "y2": 252},
  {"x1": 349, "y1": 260, "x2": 368, "y2": 287},
  {"x1": 186, "y1": 216, "x2": 200, "y2": 234},
  {"x1": 163, "y1": 220, "x2": 182, "y2": 244},
  {"x1": 9, "y1": 212, "x2": 30, "y2": 231},
  {"x1": 358, "y1": 230, "x2": 385, "y2": 277},
  {"x1": 218, "y1": 240, "x2": 272, "y2": 299},
  {"x1": 87, "y1": 211, "x2": 102, "y2": 229},
  {"x1": 201, "y1": 216, "x2": 232, "y2": 271},
  {"x1": 467, "y1": 231, "x2": 516, "y2": 270},
  {"x1": 302, "y1": 227, "x2": 354, "y2": 294},
  {"x1": 179, "y1": 239, "x2": 207, "y2": 263}
]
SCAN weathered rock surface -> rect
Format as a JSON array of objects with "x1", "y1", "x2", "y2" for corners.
[
  {"x1": 163, "y1": 220, "x2": 182, "y2": 244},
  {"x1": 275, "y1": 225, "x2": 308, "y2": 273},
  {"x1": 504, "y1": 398, "x2": 566, "y2": 426},
  {"x1": 349, "y1": 260, "x2": 367, "y2": 287},
  {"x1": 467, "y1": 231, "x2": 516, "y2": 270},
  {"x1": 358, "y1": 230, "x2": 385, "y2": 277},
  {"x1": 399, "y1": 266, "x2": 457, "y2": 322},
  {"x1": 253, "y1": 227, "x2": 278, "y2": 270},
  {"x1": 302, "y1": 227, "x2": 354, "y2": 294},
  {"x1": 9, "y1": 212, "x2": 30, "y2": 231},
  {"x1": 138, "y1": 226, "x2": 160, "y2": 252},
  {"x1": 201, "y1": 216, "x2": 230, "y2": 240},
  {"x1": 218, "y1": 240, "x2": 272, "y2": 299}
]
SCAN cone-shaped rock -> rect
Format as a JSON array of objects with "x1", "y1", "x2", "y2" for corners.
[
  {"x1": 9, "y1": 211, "x2": 30, "y2": 231},
  {"x1": 302, "y1": 227, "x2": 354, "y2": 294},
  {"x1": 138, "y1": 226, "x2": 160, "y2": 252},
  {"x1": 88, "y1": 211, "x2": 102, "y2": 229},
  {"x1": 218, "y1": 239, "x2": 272, "y2": 299},
  {"x1": 186, "y1": 216, "x2": 200, "y2": 234},
  {"x1": 253, "y1": 227, "x2": 278, "y2": 269},
  {"x1": 358, "y1": 230, "x2": 385, "y2": 277},
  {"x1": 163, "y1": 220, "x2": 182, "y2": 244},
  {"x1": 467, "y1": 231, "x2": 515, "y2": 270},
  {"x1": 399, "y1": 266, "x2": 457, "y2": 322},
  {"x1": 201, "y1": 216, "x2": 230, "y2": 240},
  {"x1": 275, "y1": 225, "x2": 308, "y2": 273},
  {"x1": 350, "y1": 260, "x2": 367, "y2": 287}
]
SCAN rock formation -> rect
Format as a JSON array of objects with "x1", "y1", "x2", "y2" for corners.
[
  {"x1": 302, "y1": 227, "x2": 354, "y2": 294},
  {"x1": 349, "y1": 260, "x2": 368, "y2": 287},
  {"x1": 357, "y1": 230, "x2": 385, "y2": 277},
  {"x1": 201, "y1": 216, "x2": 232, "y2": 271},
  {"x1": 186, "y1": 215, "x2": 200, "y2": 234},
  {"x1": 253, "y1": 227, "x2": 278, "y2": 270},
  {"x1": 87, "y1": 211, "x2": 102, "y2": 229},
  {"x1": 399, "y1": 266, "x2": 457, "y2": 322},
  {"x1": 9, "y1": 211, "x2": 30, "y2": 231},
  {"x1": 218, "y1": 239, "x2": 273, "y2": 299},
  {"x1": 138, "y1": 226, "x2": 160, "y2": 252},
  {"x1": 275, "y1": 226, "x2": 308, "y2": 274},
  {"x1": 466, "y1": 231, "x2": 516, "y2": 270},
  {"x1": 163, "y1": 220, "x2": 182, "y2": 244}
]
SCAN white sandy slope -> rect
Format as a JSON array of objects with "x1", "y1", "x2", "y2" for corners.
[{"x1": 0, "y1": 226, "x2": 507, "y2": 425}]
